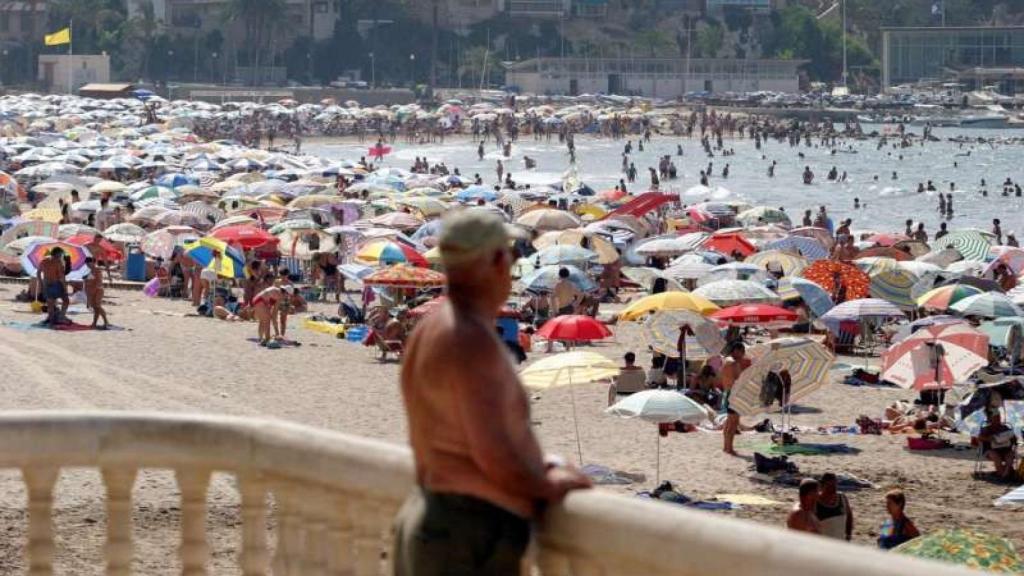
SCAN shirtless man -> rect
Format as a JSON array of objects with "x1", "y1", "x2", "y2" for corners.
[
  {"x1": 787, "y1": 478, "x2": 822, "y2": 534},
  {"x1": 719, "y1": 341, "x2": 751, "y2": 455},
  {"x1": 395, "y1": 211, "x2": 590, "y2": 576},
  {"x1": 550, "y1": 267, "x2": 582, "y2": 316},
  {"x1": 36, "y1": 247, "x2": 67, "y2": 326}
]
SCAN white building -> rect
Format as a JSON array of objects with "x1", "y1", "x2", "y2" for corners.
[
  {"x1": 37, "y1": 54, "x2": 110, "y2": 93},
  {"x1": 505, "y1": 56, "x2": 806, "y2": 97}
]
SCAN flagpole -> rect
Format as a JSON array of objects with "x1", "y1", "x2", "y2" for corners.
[{"x1": 67, "y1": 19, "x2": 73, "y2": 95}]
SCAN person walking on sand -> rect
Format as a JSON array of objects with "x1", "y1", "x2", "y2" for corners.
[
  {"x1": 36, "y1": 247, "x2": 68, "y2": 326},
  {"x1": 84, "y1": 257, "x2": 109, "y2": 329},
  {"x1": 787, "y1": 478, "x2": 821, "y2": 534},
  {"x1": 719, "y1": 341, "x2": 751, "y2": 456},
  {"x1": 877, "y1": 490, "x2": 919, "y2": 549},
  {"x1": 394, "y1": 211, "x2": 590, "y2": 576}
]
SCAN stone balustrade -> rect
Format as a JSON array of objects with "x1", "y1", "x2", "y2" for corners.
[{"x1": 0, "y1": 411, "x2": 981, "y2": 575}]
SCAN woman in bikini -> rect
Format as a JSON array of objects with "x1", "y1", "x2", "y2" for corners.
[
  {"x1": 252, "y1": 285, "x2": 292, "y2": 345},
  {"x1": 84, "y1": 257, "x2": 109, "y2": 329}
]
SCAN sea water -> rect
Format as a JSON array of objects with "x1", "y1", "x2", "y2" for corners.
[{"x1": 310, "y1": 126, "x2": 1024, "y2": 235}]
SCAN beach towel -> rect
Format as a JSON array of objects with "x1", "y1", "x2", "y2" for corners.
[
  {"x1": 637, "y1": 492, "x2": 738, "y2": 511},
  {"x1": 247, "y1": 338, "x2": 302, "y2": 347},
  {"x1": 995, "y1": 484, "x2": 1024, "y2": 507},
  {"x1": 751, "y1": 443, "x2": 860, "y2": 456},
  {"x1": 751, "y1": 471, "x2": 876, "y2": 491},
  {"x1": 715, "y1": 494, "x2": 783, "y2": 506},
  {"x1": 581, "y1": 464, "x2": 644, "y2": 486}
]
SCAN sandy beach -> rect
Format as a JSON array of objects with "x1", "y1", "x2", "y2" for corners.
[{"x1": 0, "y1": 283, "x2": 1020, "y2": 573}]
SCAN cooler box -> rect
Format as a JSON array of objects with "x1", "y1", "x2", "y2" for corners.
[{"x1": 125, "y1": 247, "x2": 146, "y2": 282}]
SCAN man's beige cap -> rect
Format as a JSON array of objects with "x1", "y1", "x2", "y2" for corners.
[{"x1": 439, "y1": 209, "x2": 511, "y2": 267}]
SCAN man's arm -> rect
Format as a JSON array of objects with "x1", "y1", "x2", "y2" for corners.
[{"x1": 845, "y1": 495, "x2": 854, "y2": 540}]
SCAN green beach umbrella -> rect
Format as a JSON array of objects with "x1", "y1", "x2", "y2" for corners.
[
  {"x1": 930, "y1": 230, "x2": 992, "y2": 262},
  {"x1": 894, "y1": 529, "x2": 1022, "y2": 573}
]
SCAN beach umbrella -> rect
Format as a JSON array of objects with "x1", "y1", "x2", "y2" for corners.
[
  {"x1": 397, "y1": 196, "x2": 449, "y2": 217},
  {"x1": 700, "y1": 262, "x2": 769, "y2": 285},
  {"x1": 520, "y1": 351, "x2": 619, "y2": 464},
  {"x1": 865, "y1": 232, "x2": 909, "y2": 247},
  {"x1": 268, "y1": 219, "x2": 320, "y2": 235},
  {"x1": 455, "y1": 185, "x2": 497, "y2": 203},
  {"x1": 728, "y1": 337, "x2": 833, "y2": 417},
  {"x1": 368, "y1": 211, "x2": 423, "y2": 231},
  {"x1": 692, "y1": 280, "x2": 778, "y2": 307},
  {"x1": 355, "y1": 240, "x2": 428, "y2": 267},
  {"x1": 801, "y1": 260, "x2": 870, "y2": 302},
  {"x1": 789, "y1": 277, "x2": 835, "y2": 318},
  {"x1": 535, "y1": 245, "x2": 598, "y2": 266},
  {"x1": 950, "y1": 293, "x2": 1023, "y2": 319},
  {"x1": 664, "y1": 256, "x2": 714, "y2": 281},
  {"x1": 917, "y1": 247, "x2": 963, "y2": 268},
  {"x1": 619, "y1": 291, "x2": 719, "y2": 321},
  {"x1": 83, "y1": 159, "x2": 132, "y2": 173},
  {"x1": 897, "y1": 260, "x2": 942, "y2": 277},
  {"x1": 518, "y1": 264, "x2": 596, "y2": 294},
  {"x1": 140, "y1": 226, "x2": 200, "y2": 260},
  {"x1": 938, "y1": 275, "x2": 1001, "y2": 294},
  {"x1": 515, "y1": 208, "x2": 580, "y2": 232},
  {"x1": 620, "y1": 267, "x2": 685, "y2": 293},
  {"x1": 735, "y1": 206, "x2": 791, "y2": 227},
  {"x1": 868, "y1": 268, "x2": 919, "y2": 309},
  {"x1": 635, "y1": 233, "x2": 708, "y2": 257},
  {"x1": 184, "y1": 237, "x2": 247, "y2": 279},
  {"x1": 642, "y1": 310, "x2": 725, "y2": 360},
  {"x1": 916, "y1": 284, "x2": 983, "y2": 312},
  {"x1": 763, "y1": 235, "x2": 829, "y2": 261},
  {"x1": 701, "y1": 232, "x2": 756, "y2": 258},
  {"x1": 65, "y1": 233, "x2": 122, "y2": 262},
  {"x1": 882, "y1": 323, "x2": 989, "y2": 391},
  {"x1": 857, "y1": 246, "x2": 912, "y2": 261},
  {"x1": 930, "y1": 230, "x2": 991, "y2": 262},
  {"x1": 19, "y1": 240, "x2": 91, "y2": 281},
  {"x1": 711, "y1": 304, "x2": 797, "y2": 328},
  {"x1": 155, "y1": 173, "x2": 198, "y2": 188},
  {"x1": 744, "y1": 250, "x2": 808, "y2": 276},
  {"x1": 210, "y1": 225, "x2": 279, "y2": 250},
  {"x1": 820, "y1": 298, "x2": 906, "y2": 321},
  {"x1": 102, "y1": 222, "x2": 147, "y2": 244},
  {"x1": 0, "y1": 221, "x2": 58, "y2": 247},
  {"x1": 890, "y1": 315, "x2": 964, "y2": 344},
  {"x1": 287, "y1": 194, "x2": 342, "y2": 210},
  {"x1": 21, "y1": 208, "x2": 63, "y2": 223},
  {"x1": 607, "y1": 390, "x2": 709, "y2": 483},
  {"x1": 945, "y1": 260, "x2": 986, "y2": 276},
  {"x1": 986, "y1": 246, "x2": 1024, "y2": 275},
  {"x1": 0, "y1": 170, "x2": 19, "y2": 199},
  {"x1": 789, "y1": 226, "x2": 834, "y2": 249},
  {"x1": 88, "y1": 180, "x2": 126, "y2": 196},
  {"x1": 130, "y1": 185, "x2": 178, "y2": 202},
  {"x1": 362, "y1": 264, "x2": 445, "y2": 288},
  {"x1": 894, "y1": 529, "x2": 1022, "y2": 573},
  {"x1": 57, "y1": 223, "x2": 101, "y2": 239},
  {"x1": 536, "y1": 315, "x2": 612, "y2": 342}
]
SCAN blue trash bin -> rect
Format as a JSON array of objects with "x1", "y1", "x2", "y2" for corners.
[{"x1": 125, "y1": 246, "x2": 146, "y2": 282}]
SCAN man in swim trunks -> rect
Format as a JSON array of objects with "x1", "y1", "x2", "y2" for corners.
[
  {"x1": 37, "y1": 247, "x2": 68, "y2": 326},
  {"x1": 787, "y1": 478, "x2": 822, "y2": 534},
  {"x1": 719, "y1": 341, "x2": 752, "y2": 456}
]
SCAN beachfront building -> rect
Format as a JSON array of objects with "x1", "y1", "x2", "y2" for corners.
[
  {"x1": 152, "y1": 0, "x2": 340, "y2": 42},
  {"x1": 498, "y1": 0, "x2": 570, "y2": 18},
  {"x1": 505, "y1": 56, "x2": 806, "y2": 97},
  {"x1": 37, "y1": 54, "x2": 110, "y2": 93},
  {"x1": 881, "y1": 26, "x2": 1024, "y2": 95}
]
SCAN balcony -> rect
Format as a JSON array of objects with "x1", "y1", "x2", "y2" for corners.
[{"x1": 0, "y1": 411, "x2": 979, "y2": 575}]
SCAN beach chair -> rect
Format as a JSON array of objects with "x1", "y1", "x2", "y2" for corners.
[{"x1": 614, "y1": 369, "x2": 648, "y2": 395}]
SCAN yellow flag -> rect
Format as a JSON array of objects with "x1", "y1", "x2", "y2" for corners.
[{"x1": 44, "y1": 28, "x2": 71, "y2": 46}]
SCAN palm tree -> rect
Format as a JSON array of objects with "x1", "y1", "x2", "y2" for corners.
[{"x1": 222, "y1": 0, "x2": 287, "y2": 85}]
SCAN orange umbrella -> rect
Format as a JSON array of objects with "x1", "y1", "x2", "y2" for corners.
[
  {"x1": 701, "y1": 232, "x2": 756, "y2": 258},
  {"x1": 363, "y1": 264, "x2": 445, "y2": 288},
  {"x1": 801, "y1": 260, "x2": 870, "y2": 303},
  {"x1": 857, "y1": 246, "x2": 913, "y2": 261}
]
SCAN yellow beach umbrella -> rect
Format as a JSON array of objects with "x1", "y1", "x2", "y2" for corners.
[
  {"x1": 619, "y1": 291, "x2": 720, "y2": 321},
  {"x1": 519, "y1": 351, "x2": 619, "y2": 464},
  {"x1": 21, "y1": 208, "x2": 63, "y2": 223}
]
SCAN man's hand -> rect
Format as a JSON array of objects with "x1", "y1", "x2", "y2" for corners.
[{"x1": 545, "y1": 466, "x2": 592, "y2": 503}]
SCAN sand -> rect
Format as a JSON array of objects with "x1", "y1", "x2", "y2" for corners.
[{"x1": 0, "y1": 283, "x2": 1021, "y2": 573}]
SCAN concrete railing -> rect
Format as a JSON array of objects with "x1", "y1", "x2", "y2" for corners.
[{"x1": 0, "y1": 412, "x2": 980, "y2": 576}]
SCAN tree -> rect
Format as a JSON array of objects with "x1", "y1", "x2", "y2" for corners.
[
  {"x1": 634, "y1": 30, "x2": 673, "y2": 58},
  {"x1": 458, "y1": 46, "x2": 503, "y2": 89},
  {"x1": 222, "y1": 0, "x2": 287, "y2": 85},
  {"x1": 695, "y1": 23, "x2": 724, "y2": 58}
]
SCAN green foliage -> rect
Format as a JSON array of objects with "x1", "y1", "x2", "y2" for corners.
[
  {"x1": 695, "y1": 23, "x2": 724, "y2": 58},
  {"x1": 763, "y1": 4, "x2": 876, "y2": 82}
]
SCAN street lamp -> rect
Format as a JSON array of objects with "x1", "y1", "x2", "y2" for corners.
[
  {"x1": 369, "y1": 52, "x2": 375, "y2": 88},
  {"x1": 409, "y1": 53, "x2": 415, "y2": 88}
]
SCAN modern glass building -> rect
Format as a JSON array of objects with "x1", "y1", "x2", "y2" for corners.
[{"x1": 881, "y1": 26, "x2": 1024, "y2": 93}]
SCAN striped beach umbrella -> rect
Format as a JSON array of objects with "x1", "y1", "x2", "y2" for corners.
[
  {"x1": 664, "y1": 255, "x2": 714, "y2": 280},
  {"x1": 745, "y1": 250, "x2": 808, "y2": 276},
  {"x1": 635, "y1": 233, "x2": 708, "y2": 257},
  {"x1": 763, "y1": 235, "x2": 829, "y2": 261},
  {"x1": 930, "y1": 230, "x2": 991, "y2": 262},
  {"x1": 0, "y1": 221, "x2": 58, "y2": 247},
  {"x1": 728, "y1": 337, "x2": 834, "y2": 417},
  {"x1": 916, "y1": 284, "x2": 983, "y2": 311},
  {"x1": 355, "y1": 240, "x2": 428, "y2": 267},
  {"x1": 693, "y1": 280, "x2": 778, "y2": 307},
  {"x1": 642, "y1": 310, "x2": 726, "y2": 359},
  {"x1": 882, "y1": 323, "x2": 988, "y2": 390},
  {"x1": 854, "y1": 256, "x2": 899, "y2": 276},
  {"x1": 102, "y1": 223, "x2": 147, "y2": 244},
  {"x1": 950, "y1": 293, "x2": 1023, "y2": 318},
  {"x1": 895, "y1": 529, "x2": 1022, "y2": 573},
  {"x1": 789, "y1": 277, "x2": 835, "y2": 318},
  {"x1": 821, "y1": 298, "x2": 906, "y2": 321},
  {"x1": 869, "y1": 268, "x2": 919, "y2": 309},
  {"x1": 735, "y1": 206, "x2": 791, "y2": 227},
  {"x1": 535, "y1": 245, "x2": 598, "y2": 266},
  {"x1": 184, "y1": 237, "x2": 247, "y2": 279},
  {"x1": 19, "y1": 240, "x2": 91, "y2": 281},
  {"x1": 518, "y1": 265, "x2": 596, "y2": 294}
]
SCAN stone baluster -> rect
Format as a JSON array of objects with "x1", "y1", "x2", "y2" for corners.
[
  {"x1": 102, "y1": 468, "x2": 138, "y2": 576},
  {"x1": 300, "y1": 486, "x2": 330, "y2": 576},
  {"x1": 271, "y1": 481, "x2": 306, "y2": 576},
  {"x1": 350, "y1": 498, "x2": 387, "y2": 576},
  {"x1": 24, "y1": 467, "x2": 59, "y2": 576},
  {"x1": 325, "y1": 492, "x2": 354, "y2": 576},
  {"x1": 237, "y1": 474, "x2": 269, "y2": 576},
  {"x1": 177, "y1": 468, "x2": 211, "y2": 576}
]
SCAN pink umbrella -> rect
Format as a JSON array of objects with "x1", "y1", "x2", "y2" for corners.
[{"x1": 881, "y1": 322, "x2": 988, "y2": 391}]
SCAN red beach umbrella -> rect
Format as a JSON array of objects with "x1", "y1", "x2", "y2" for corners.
[
  {"x1": 537, "y1": 315, "x2": 612, "y2": 341},
  {"x1": 210, "y1": 225, "x2": 279, "y2": 250},
  {"x1": 711, "y1": 304, "x2": 798, "y2": 327}
]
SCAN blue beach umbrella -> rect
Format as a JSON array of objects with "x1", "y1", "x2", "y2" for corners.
[
  {"x1": 156, "y1": 173, "x2": 199, "y2": 188},
  {"x1": 519, "y1": 264, "x2": 596, "y2": 294}
]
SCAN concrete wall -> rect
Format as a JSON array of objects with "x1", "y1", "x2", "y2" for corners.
[
  {"x1": 507, "y1": 71, "x2": 801, "y2": 97},
  {"x1": 37, "y1": 55, "x2": 111, "y2": 94}
]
